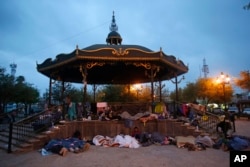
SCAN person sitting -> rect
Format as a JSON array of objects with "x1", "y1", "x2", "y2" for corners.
[{"x1": 216, "y1": 118, "x2": 232, "y2": 138}]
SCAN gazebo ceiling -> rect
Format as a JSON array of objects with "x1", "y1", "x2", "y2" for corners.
[{"x1": 36, "y1": 12, "x2": 188, "y2": 85}]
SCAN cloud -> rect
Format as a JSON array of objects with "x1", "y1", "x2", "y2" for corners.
[{"x1": 0, "y1": 0, "x2": 250, "y2": 95}]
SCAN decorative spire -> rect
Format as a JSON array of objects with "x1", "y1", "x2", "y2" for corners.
[
  {"x1": 106, "y1": 11, "x2": 122, "y2": 45},
  {"x1": 110, "y1": 11, "x2": 118, "y2": 32}
]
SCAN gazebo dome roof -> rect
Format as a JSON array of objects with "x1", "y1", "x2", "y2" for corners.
[
  {"x1": 107, "y1": 31, "x2": 121, "y2": 38},
  {"x1": 83, "y1": 44, "x2": 153, "y2": 52}
]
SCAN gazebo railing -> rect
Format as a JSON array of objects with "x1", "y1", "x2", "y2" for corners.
[{"x1": 2, "y1": 106, "x2": 61, "y2": 153}]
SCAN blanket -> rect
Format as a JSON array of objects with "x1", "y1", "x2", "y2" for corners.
[
  {"x1": 92, "y1": 134, "x2": 140, "y2": 148},
  {"x1": 195, "y1": 135, "x2": 215, "y2": 147}
]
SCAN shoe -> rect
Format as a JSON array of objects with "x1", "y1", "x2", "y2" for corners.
[
  {"x1": 83, "y1": 143, "x2": 91, "y2": 151},
  {"x1": 74, "y1": 148, "x2": 80, "y2": 153}
]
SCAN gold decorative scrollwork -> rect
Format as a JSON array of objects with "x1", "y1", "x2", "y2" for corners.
[
  {"x1": 86, "y1": 62, "x2": 105, "y2": 69},
  {"x1": 112, "y1": 48, "x2": 129, "y2": 56},
  {"x1": 133, "y1": 62, "x2": 151, "y2": 69}
]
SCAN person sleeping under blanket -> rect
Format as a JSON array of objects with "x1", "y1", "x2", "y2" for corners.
[{"x1": 42, "y1": 130, "x2": 90, "y2": 156}]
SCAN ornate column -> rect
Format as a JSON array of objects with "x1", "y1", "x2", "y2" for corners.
[
  {"x1": 80, "y1": 65, "x2": 88, "y2": 117},
  {"x1": 79, "y1": 62, "x2": 105, "y2": 117},
  {"x1": 145, "y1": 65, "x2": 160, "y2": 113}
]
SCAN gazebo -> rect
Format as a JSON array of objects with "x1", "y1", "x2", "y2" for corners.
[{"x1": 37, "y1": 12, "x2": 188, "y2": 115}]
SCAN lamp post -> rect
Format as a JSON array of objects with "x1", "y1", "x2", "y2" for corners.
[
  {"x1": 171, "y1": 75, "x2": 185, "y2": 118},
  {"x1": 216, "y1": 72, "x2": 230, "y2": 110}
]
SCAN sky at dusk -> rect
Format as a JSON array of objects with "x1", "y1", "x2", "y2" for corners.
[{"x1": 1, "y1": 0, "x2": 250, "y2": 95}]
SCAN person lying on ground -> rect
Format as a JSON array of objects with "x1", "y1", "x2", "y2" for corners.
[
  {"x1": 213, "y1": 135, "x2": 250, "y2": 151},
  {"x1": 42, "y1": 131, "x2": 90, "y2": 156},
  {"x1": 92, "y1": 134, "x2": 140, "y2": 148}
]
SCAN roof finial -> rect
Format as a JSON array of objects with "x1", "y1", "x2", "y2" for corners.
[
  {"x1": 106, "y1": 11, "x2": 122, "y2": 45},
  {"x1": 110, "y1": 11, "x2": 118, "y2": 32}
]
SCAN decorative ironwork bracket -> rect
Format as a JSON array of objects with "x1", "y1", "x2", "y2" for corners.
[
  {"x1": 86, "y1": 62, "x2": 105, "y2": 69},
  {"x1": 145, "y1": 65, "x2": 160, "y2": 78},
  {"x1": 133, "y1": 62, "x2": 152, "y2": 69},
  {"x1": 112, "y1": 48, "x2": 129, "y2": 56},
  {"x1": 79, "y1": 65, "x2": 87, "y2": 85}
]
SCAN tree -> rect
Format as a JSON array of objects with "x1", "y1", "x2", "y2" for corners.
[
  {"x1": 234, "y1": 70, "x2": 250, "y2": 93},
  {"x1": 16, "y1": 76, "x2": 25, "y2": 84},
  {"x1": 49, "y1": 81, "x2": 92, "y2": 104},
  {"x1": 196, "y1": 78, "x2": 216, "y2": 104},
  {"x1": 51, "y1": 81, "x2": 69, "y2": 104},
  {"x1": 0, "y1": 67, "x2": 15, "y2": 112},
  {"x1": 96, "y1": 84, "x2": 142, "y2": 102},
  {"x1": 182, "y1": 82, "x2": 198, "y2": 103},
  {"x1": 0, "y1": 67, "x2": 5, "y2": 76},
  {"x1": 196, "y1": 77, "x2": 233, "y2": 106},
  {"x1": 169, "y1": 87, "x2": 184, "y2": 103},
  {"x1": 0, "y1": 66, "x2": 40, "y2": 114},
  {"x1": 14, "y1": 75, "x2": 28, "y2": 103},
  {"x1": 168, "y1": 77, "x2": 234, "y2": 106},
  {"x1": 13, "y1": 76, "x2": 40, "y2": 114},
  {"x1": 99, "y1": 85, "x2": 129, "y2": 102},
  {"x1": 243, "y1": 2, "x2": 250, "y2": 10}
]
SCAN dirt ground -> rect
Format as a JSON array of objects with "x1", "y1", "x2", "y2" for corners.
[{"x1": 1, "y1": 119, "x2": 249, "y2": 167}]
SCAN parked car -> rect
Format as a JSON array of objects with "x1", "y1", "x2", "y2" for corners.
[
  {"x1": 212, "y1": 108, "x2": 224, "y2": 115},
  {"x1": 5, "y1": 103, "x2": 17, "y2": 112},
  {"x1": 239, "y1": 108, "x2": 250, "y2": 119},
  {"x1": 243, "y1": 108, "x2": 250, "y2": 115},
  {"x1": 228, "y1": 106, "x2": 239, "y2": 114}
]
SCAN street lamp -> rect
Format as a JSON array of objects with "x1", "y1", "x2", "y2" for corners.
[
  {"x1": 171, "y1": 75, "x2": 185, "y2": 118},
  {"x1": 216, "y1": 72, "x2": 230, "y2": 109}
]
